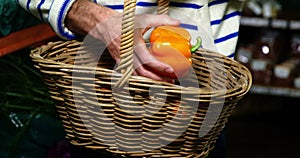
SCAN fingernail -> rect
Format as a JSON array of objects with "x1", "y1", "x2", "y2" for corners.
[{"x1": 165, "y1": 68, "x2": 173, "y2": 73}]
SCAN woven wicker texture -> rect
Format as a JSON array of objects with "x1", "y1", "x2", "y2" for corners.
[{"x1": 29, "y1": 0, "x2": 252, "y2": 157}]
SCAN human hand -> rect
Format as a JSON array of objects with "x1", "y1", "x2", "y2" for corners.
[
  {"x1": 92, "y1": 13, "x2": 181, "y2": 83},
  {"x1": 66, "y1": 0, "x2": 180, "y2": 82}
]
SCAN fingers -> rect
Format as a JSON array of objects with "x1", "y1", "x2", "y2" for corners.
[
  {"x1": 134, "y1": 64, "x2": 175, "y2": 83},
  {"x1": 106, "y1": 37, "x2": 121, "y2": 63},
  {"x1": 132, "y1": 44, "x2": 175, "y2": 83},
  {"x1": 134, "y1": 43, "x2": 174, "y2": 75}
]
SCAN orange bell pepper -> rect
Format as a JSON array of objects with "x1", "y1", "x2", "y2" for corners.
[{"x1": 149, "y1": 25, "x2": 201, "y2": 78}]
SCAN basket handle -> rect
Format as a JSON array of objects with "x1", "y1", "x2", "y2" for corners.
[{"x1": 114, "y1": 0, "x2": 169, "y2": 87}]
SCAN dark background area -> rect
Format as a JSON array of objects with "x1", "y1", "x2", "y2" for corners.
[{"x1": 225, "y1": 94, "x2": 300, "y2": 158}]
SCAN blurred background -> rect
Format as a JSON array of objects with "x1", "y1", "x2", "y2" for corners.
[
  {"x1": 226, "y1": 0, "x2": 300, "y2": 157},
  {"x1": 1, "y1": 0, "x2": 300, "y2": 157}
]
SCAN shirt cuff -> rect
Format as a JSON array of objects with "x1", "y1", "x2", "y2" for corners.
[{"x1": 48, "y1": 0, "x2": 80, "y2": 40}]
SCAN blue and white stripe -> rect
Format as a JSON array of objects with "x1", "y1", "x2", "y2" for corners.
[{"x1": 48, "y1": 0, "x2": 78, "y2": 39}]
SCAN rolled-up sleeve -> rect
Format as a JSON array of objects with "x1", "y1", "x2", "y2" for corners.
[{"x1": 17, "y1": 0, "x2": 79, "y2": 40}]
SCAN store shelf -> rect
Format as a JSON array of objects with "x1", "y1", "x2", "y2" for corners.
[
  {"x1": 250, "y1": 84, "x2": 300, "y2": 97},
  {"x1": 240, "y1": 16, "x2": 300, "y2": 30}
]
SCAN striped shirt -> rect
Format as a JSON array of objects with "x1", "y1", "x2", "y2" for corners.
[{"x1": 17, "y1": 0, "x2": 244, "y2": 58}]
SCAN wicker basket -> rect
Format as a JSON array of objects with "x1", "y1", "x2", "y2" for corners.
[{"x1": 29, "y1": 0, "x2": 252, "y2": 157}]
